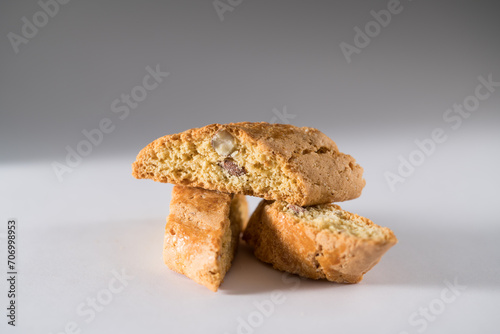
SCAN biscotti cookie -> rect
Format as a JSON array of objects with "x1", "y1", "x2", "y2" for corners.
[
  {"x1": 243, "y1": 200, "x2": 397, "y2": 283},
  {"x1": 132, "y1": 122, "x2": 365, "y2": 206},
  {"x1": 163, "y1": 185, "x2": 248, "y2": 292}
]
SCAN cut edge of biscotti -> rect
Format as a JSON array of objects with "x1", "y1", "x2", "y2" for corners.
[
  {"x1": 282, "y1": 202, "x2": 396, "y2": 243},
  {"x1": 163, "y1": 186, "x2": 248, "y2": 292},
  {"x1": 243, "y1": 200, "x2": 397, "y2": 284},
  {"x1": 132, "y1": 122, "x2": 365, "y2": 206}
]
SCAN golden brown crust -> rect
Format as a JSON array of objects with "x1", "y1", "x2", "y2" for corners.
[
  {"x1": 163, "y1": 186, "x2": 248, "y2": 291},
  {"x1": 243, "y1": 200, "x2": 397, "y2": 283},
  {"x1": 132, "y1": 122, "x2": 365, "y2": 206}
]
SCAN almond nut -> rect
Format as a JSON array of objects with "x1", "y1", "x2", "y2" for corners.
[
  {"x1": 218, "y1": 158, "x2": 246, "y2": 177},
  {"x1": 288, "y1": 204, "x2": 305, "y2": 214},
  {"x1": 211, "y1": 130, "x2": 236, "y2": 156}
]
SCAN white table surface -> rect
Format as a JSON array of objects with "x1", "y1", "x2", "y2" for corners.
[
  {"x1": 1, "y1": 129, "x2": 499, "y2": 334},
  {"x1": 2, "y1": 1, "x2": 500, "y2": 333}
]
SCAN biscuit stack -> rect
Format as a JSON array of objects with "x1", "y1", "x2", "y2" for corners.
[{"x1": 132, "y1": 122, "x2": 397, "y2": 291}]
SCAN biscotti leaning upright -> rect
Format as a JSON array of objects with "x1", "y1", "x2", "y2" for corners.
[
  {"x1": 132, "y1": 122, "x2": 365, "y2": 206},
  {"x1": 164, "y1": 185, "x2": 248, "y2": 292}
]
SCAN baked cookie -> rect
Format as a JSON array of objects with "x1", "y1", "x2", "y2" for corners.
[
  {"x1": 163, "y1": 185, "x2": 248, "y2": 292},
  {"x1": 132, "y1": 122, "x2": 365, "y2": 206},
  {"x1": 243, "y1": 200, "x2": 397, "y2": 283}
]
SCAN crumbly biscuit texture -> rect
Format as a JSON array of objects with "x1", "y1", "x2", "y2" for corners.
[
  {"x1": 163, "y1": 186, "x2": 248, "y2": 291},
  {"x1": 243, "y1": 200, "x2": 397, "y2": 283},
  {"x1": 132, "y1": 122, "x2": 365, "y2": 206}
]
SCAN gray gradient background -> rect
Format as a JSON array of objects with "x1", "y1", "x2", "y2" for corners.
[{"x1": 1, "y1": 0, "x2": 499, "y2": 333}]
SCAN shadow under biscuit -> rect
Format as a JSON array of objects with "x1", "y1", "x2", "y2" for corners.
[{"x1": 220, "y1": 243, "x2": 348, "y2": 295}]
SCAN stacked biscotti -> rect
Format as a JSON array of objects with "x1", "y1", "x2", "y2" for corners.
[{"x1": 132, "y1": 122, "x2": 397, "y2": 291}]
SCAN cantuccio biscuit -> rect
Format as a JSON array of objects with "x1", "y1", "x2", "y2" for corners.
[
  {"x1": 243, "y1": 200, "x2": 397, "y2": 283},
  {"x1": 132, "y1": 122, "x2": 365, "y2": 206},
  {"x1": 163, "y1": 186, "x2": 248, "y2": 291}
]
